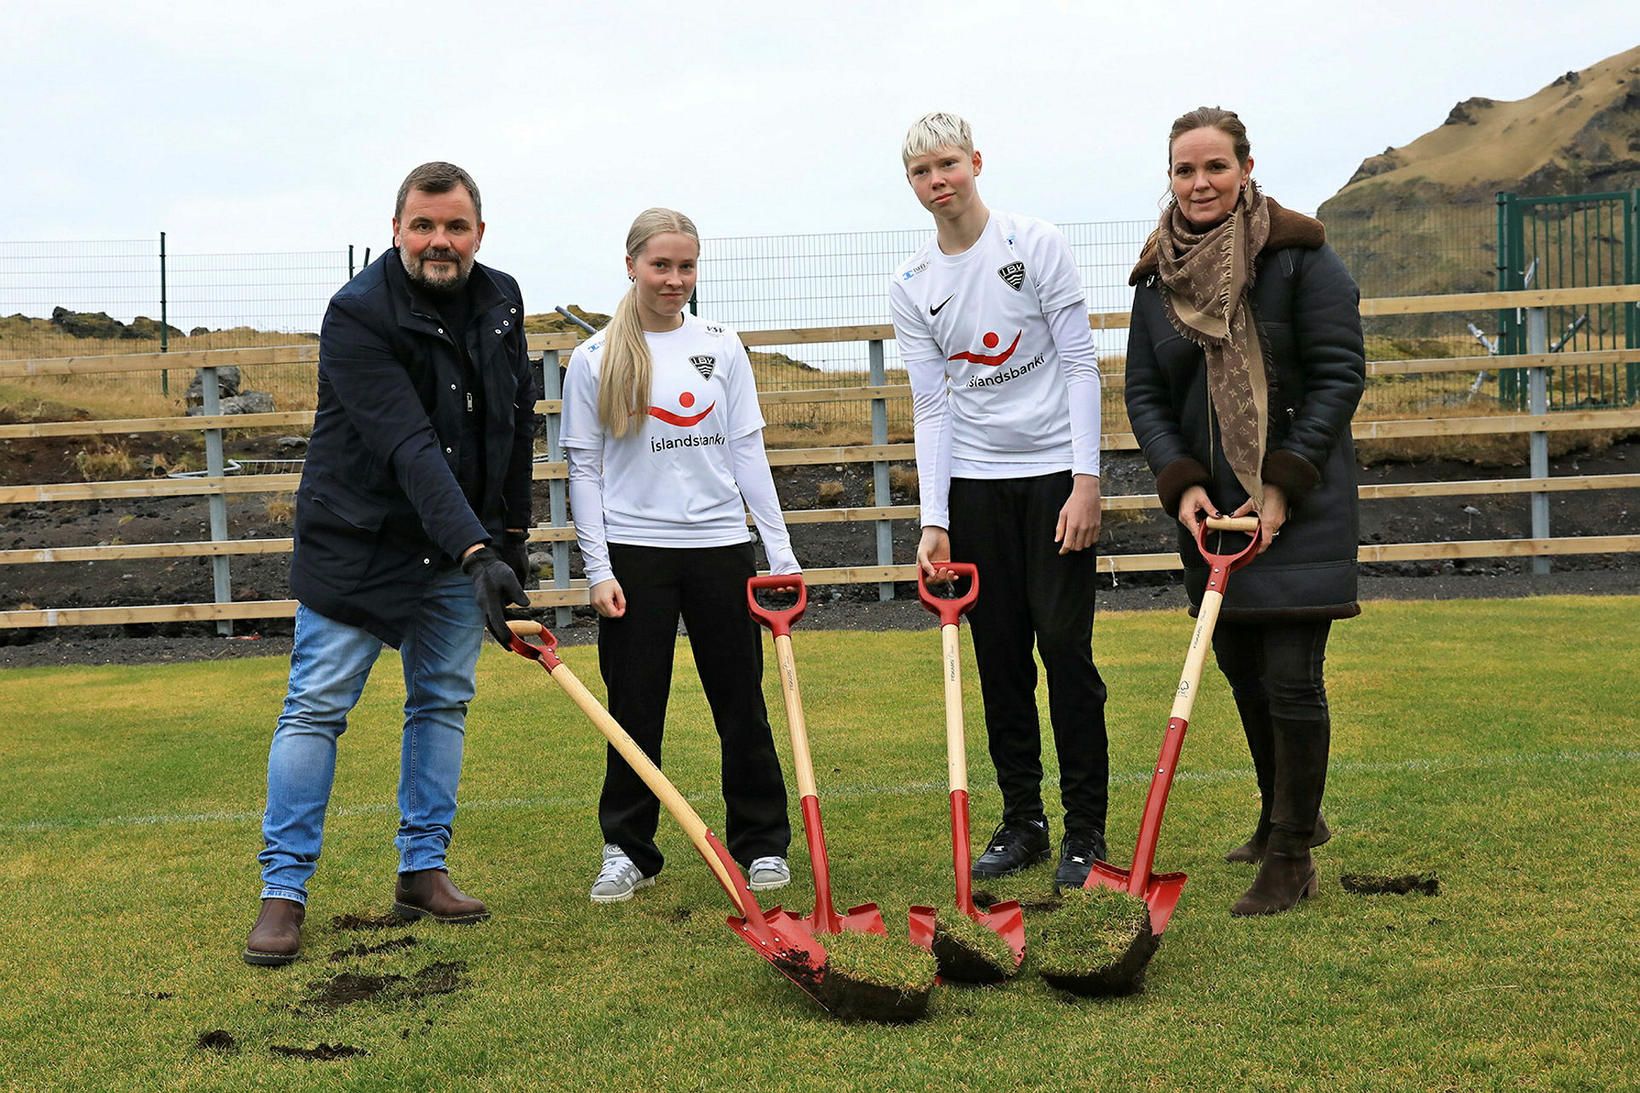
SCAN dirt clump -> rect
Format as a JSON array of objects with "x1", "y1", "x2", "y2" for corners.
[
  {"x1": 301, "y1": 960, "x2": 469, "y2": 1011},
  {"x1": 269, "y1": 1043, "x2": 368, "y2": 1060},
  {"x1": 194, "y1": 1029, "x2": 238, "y2": 1053},
  {"x1": 1341, "y1": 872, "x2": 1441, "y2": 896},
  {"x1": 330, "y1": 912, "x2": 402, "y2": 931},
  {"x1": 328, "y1": 935, "x2": 418, "y2": 962}
]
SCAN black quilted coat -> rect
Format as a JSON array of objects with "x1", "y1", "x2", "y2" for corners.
[{"x1": 1123, "y1": 202, "x2": 1366, "y2": 620}]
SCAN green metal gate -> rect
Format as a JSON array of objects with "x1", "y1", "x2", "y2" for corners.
[{"x1": 1495, "y1": 189, "x2": 1639, "y2": 409}]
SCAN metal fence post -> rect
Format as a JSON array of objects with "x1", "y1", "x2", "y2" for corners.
[
  {"x1": 159, "y1": 231, "x2": 170, "y2": 397},
  {"x1": 1620, "y1": 187, "x2": 1633, "y2": 403},
  {"x1": 868, "y1": 338, "x2": 893, "y2": 601},
  {"x1": 200, "y1": 365, "x2": 234, "y2": 634},
  {"x1": 543, "y1": 348, "x2": 572, "y2": 628},
  {"x1": 1525, "y1": 306, "x2": 1551, "y2": 576}
]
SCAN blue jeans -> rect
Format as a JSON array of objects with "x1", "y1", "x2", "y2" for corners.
[{"x1": 258, "y1": 570, "x2": 483, "y2": 904}]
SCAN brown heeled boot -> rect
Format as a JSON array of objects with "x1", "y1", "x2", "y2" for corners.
[
  {"x1": 1231, "y1": 849, "x2": 1319, "y2": 915},
  {"x1": 1231, "y1": 714, "x2": 1328, "y2": 916}
]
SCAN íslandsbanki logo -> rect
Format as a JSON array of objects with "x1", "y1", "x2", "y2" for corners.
[{"x1": 649, "y1": 432, "x2": 727, "y2": 453}]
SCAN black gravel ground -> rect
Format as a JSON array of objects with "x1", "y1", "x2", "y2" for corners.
[{"x1": 3, "y1": 566, "x2": 1633, "y2": 669}]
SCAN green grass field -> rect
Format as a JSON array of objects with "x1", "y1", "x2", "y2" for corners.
[{"x1": 3, "y1": 598, "x2": 1636, "y2": 1090}]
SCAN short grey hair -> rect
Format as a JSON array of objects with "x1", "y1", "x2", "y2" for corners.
[
  {"x1": 902, "y1": 112, "x2": 974, "y2": 165},
  {"x1": 394, "y1": 161, "x2": 482, "y2": 222}
]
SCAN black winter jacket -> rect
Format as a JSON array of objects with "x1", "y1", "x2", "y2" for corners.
[
  {"x1": 1123, "y1": 203, "x2": 1365, "y2": 620},
  {"x1": 290, "y1": 249, "x2": 535, "y2": 645}
]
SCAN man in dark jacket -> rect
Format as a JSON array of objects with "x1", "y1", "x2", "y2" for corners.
[{"x1": 245, "y1": 162, "x2": 535, "y2": 966}]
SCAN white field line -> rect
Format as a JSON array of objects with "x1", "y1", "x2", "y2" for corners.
[{"x1": 5, "y1": 747, "x2": 1636, "y2": 837}]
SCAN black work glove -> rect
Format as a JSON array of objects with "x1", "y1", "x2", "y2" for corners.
[
  {"x1": 461, "y1": 546, "x2": 529, "y2": 647},
  {"x1": 498, "y1": 531, "x2": 532, "y2": 587}
]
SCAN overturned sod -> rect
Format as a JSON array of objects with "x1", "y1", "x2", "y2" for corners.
[
  {"x1": 1035, "y1": 887, "x2": 1158, "y2": 996},
  {"x1": 816, "y1": 931, "x2": 936, "y2": 1022},
  {"x1": 931, "y1": 912, "x2": 1018, "y2": 983}
]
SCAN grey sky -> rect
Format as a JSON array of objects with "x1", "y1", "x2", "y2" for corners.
[{"x1": 8, "y1": 1, "x2": 1638, "y2": 322}]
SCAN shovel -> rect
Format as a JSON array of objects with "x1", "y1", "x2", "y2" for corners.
[
  {"x1": 1041, "y1": 515, "x2": 1260, "y2": 996},
  {"x1": 747, "y1": 574, "x2": 888, "y2": 937},
  {"x1": 906, "y1": 562, "x2": 1027, "y2": 978},
  {"x1": 503, "y1": 620, "x2": 831, "y2": 1008}
]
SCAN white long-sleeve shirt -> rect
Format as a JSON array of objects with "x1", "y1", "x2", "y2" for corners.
[
  {"x1": 561, "y1": 315, "x2": 797, "y2": 586},
  {"x1": 889, "y1": 211, "x2": 1102, "y2": 529}
]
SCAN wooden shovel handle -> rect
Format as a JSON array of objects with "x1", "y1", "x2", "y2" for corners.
[
  {"x1": 771, "y1": 634, "x2": 819, "y2": 799},
  {"x1": 941, "y1": 623, "x2": 967, "y2": 795},
  {"x1": 1204, "y1": 515, "x2": 1260, "y2": 532}
]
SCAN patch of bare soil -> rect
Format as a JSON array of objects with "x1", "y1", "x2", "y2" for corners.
[
  {"x1": 1340, "y1": 872, "x2": 1442, "y2": 896},
  {"x1": 299, "y1": 960, "x2": 469, "y2": 1012},
  {"x1": 268, "y1": 1042, "x2": 368, "y2": 1061},
  {"x1": 2, "y1": 433, "x2": 1636, "y2": 667},
  {"x1": 330, "y1": 912, "x2": 405, "y2": 932},
  {"x1": 328, "y1": 936, "x2": 418, "y2": 962}
]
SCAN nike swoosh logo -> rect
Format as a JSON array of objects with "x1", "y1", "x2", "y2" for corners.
[
  {"x1": 930, "y1": 294, "x2": 955, "y2": 316},
  {"x1": 647, "y1": 403, "x2": 716, "y2": 427}
]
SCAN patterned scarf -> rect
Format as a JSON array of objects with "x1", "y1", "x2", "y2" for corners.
[{"x1": 1153, "y1": 182, "x2": 1272, "y2": 509}]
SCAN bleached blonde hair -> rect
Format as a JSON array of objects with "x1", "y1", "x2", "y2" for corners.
[
  {"x1": 598, "y1": 207, "x2": 700, "y2": 437},
  {"x1": 901, "y1": 112, "x2": 974, "y2": 165}
]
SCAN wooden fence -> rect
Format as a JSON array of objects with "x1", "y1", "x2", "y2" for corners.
[{"x1": 2, "y1": 285, "x2": 1637, "y2": 630}]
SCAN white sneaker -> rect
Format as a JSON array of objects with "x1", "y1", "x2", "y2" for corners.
[
  {"x1": 747, "y1": 856, "x2": 791, "y2": 892},
  {"x1": 590, "y1": 843, "x2": 654, "y2": 904}
]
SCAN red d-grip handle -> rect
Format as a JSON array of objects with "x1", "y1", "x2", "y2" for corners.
[
  {"x1": 505, "y1": 619, "x2": 562, "y2": 670},
  {"x1": 917, "y1": 561, "x2": 979, "y2": 626},
  {"x1": 1197, "y1": 515, "x2": 1262, "y2": 571},
  {"x1": 746, "y1": 574, "x2": 808, "y2": 637},
  {"x1": 1196, "y1": 515, "x2": 1262, "y2": 595}
]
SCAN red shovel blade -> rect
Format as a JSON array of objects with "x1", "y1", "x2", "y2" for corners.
[
  {"x1": 725, "y1": 913, "x2": 833, "y2": 999},
  {"x1": 1085, "y1": 860, "x2": 1189, "y2": 936},
  {"x1": 696, "y1": 834, "x2": 829, "y2": 1005},
  {"x1": 907, "y1": 906, "x2": 936, "y2": 951},
  {"x1": 975, "y1": 900, "x2": 1027, "y2": 965},
  {"x1": 810, "y1": 903, "x2": 888, "y2": 937},
  {"x1": 907, "y1": 902, "x2": 1025, "y2": 970}
]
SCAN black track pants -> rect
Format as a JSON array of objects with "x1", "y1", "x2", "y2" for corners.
[
  {"x1": 596, "y1": 542, "x2": 790, "y2": 877},
  {"x1": 947, "y1": 472, "x2": 1109, "y2": 837}
]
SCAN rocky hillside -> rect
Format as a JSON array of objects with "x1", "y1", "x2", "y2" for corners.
[{"x1": 1318, "y1": 43, "x2": 1640, "y2": 322}]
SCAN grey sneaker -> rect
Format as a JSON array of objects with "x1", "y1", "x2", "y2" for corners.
[
  {"x1": 589, "y1": 843, "x2": 654, "y2": 904},
  {"x1": 747, "y1": 856, "x2": 791, "y2": 891}
]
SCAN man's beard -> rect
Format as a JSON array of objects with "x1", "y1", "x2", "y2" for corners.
[{"x1": 402, "y1": 245, "x2": 471, "y2": 294}]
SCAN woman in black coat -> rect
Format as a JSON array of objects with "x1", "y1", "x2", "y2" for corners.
[{"x1": 1124, "y1": 106, "x2": 1365, "y2": 915}]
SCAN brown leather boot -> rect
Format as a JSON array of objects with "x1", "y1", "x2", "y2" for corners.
[
  {"x1": 393, "y1": 869, "x2": 490, "y2": 924},
  {"x1": 1232, "y1": 714, "x2": 1328, "y2": 914},
  {"x1": 1231, "y1": 850, "x2": 1319, "y2": 916},
  {"x1": 243, "y1": 898, "x2": 305, "y2": 966}
]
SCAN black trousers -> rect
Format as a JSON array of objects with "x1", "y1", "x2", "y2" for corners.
[
  {"x1": 1211, "y1": 619, "x2": 1332, "y2": 724},
  {"x1": 597, "y1": 542, "x2": 790, "y2": 878},
  {"x1": 948, "y1": 472, "x2": 1109, "y2": 837}
]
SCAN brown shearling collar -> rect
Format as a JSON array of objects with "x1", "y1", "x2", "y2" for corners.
[{"x1": 1128, "y1": 198, "x2": 1326, "y2": 286}]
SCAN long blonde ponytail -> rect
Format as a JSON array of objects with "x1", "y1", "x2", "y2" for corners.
[{"x1": 598, "y1": 207, "x2": 700, "y2": 437}]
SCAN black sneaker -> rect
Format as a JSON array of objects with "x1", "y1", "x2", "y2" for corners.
[
  {"x1": 1054, "y1": 832, "x2": 1108, "y2": 891},
  {"x1": 971, "y1": 819, "x2": 1051, "y2": 878}
]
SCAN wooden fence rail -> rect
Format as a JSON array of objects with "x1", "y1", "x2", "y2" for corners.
[{"x1": 2, "y1": 285, "x2": 1637, "y2": 629}]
